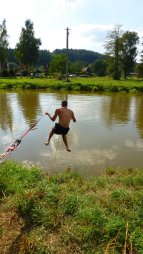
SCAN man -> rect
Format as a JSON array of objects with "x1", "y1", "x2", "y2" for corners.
[{"x1": 45, "y1": 100, "x2": 76, "y2": 152}]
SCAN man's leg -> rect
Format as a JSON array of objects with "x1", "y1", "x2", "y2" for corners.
[
  {"x1": 45, "y1": 128, "x2": 55, "y2": 145},
  {"x1": 62, "y1": 134, "x2": 71, "y2": 152}
]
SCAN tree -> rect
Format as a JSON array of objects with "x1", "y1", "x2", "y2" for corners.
[
  {"x1": 15, "y1": 19, "x2": 41, "y2": 73},
  {"x1": 36, "y1": 49, "x2": 51, "y2": 67},
  {"x1": 70, "y1": 60, "x2": 85, "y2": 74},
  {"x1": 49, "y1": 54, "x2": 67, "y2": 78},
  {"x1": 91, "y1": 59, "x2": 107, "y2": 76},
  {"x1": 136, "y1": 63, "x2": 143, "y2": 78},
  {"x1": 120, "y1": 31, "x2": 139, "y2": 78},
  {"x1": 105, "y1": 25, "x2": 123, "y2": 80},
  {"x1": 137, "y1": 39, "x2": 143, "y2": 78},
  {"x1": 0, "y1": 19, "x2": 9, "y2": 70}
]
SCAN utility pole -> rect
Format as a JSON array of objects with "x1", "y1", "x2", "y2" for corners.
[{"x1": 65, "y1": 27, "x2": 70, "y2": 82}]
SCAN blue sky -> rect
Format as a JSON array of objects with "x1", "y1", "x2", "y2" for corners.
[{"x1": 1, "y1": 0, "x2": 143, "y2": 55}]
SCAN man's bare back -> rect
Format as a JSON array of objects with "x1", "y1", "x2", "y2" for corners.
[{"x1": 56, "y1": 107, "x2": 75, "y2": 128}]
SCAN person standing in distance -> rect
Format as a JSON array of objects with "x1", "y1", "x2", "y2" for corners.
[{"x1": 45, "y1": 100, "x2": 76, "y2": 152}]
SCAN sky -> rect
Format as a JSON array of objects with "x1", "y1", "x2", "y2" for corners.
[{"x1": 1, "y1": 0, "x2": 143, "y2": 55}]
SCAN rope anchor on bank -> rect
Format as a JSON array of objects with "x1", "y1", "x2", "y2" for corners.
[
  {"x1": 6, "y1": 139, "x2": 21, "y2": 152},
  {"x1": 0, "y1": 116, "x2": 44, "y2": 164},
  {"x1": 0, "y1": 103, "x2": 53, "y2": 165},
  {"x1": 0, "y1": 139, "x2": 21, "y2": 164}
]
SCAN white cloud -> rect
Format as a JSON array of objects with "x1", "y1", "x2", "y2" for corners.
[
  {"x1": 124, "y1": 139, "x2": 143, "y2": 151},
  {"x1": 2, "y1": 135, "x2": 14, "y2": 146},
  {"x1": 75, "y1": 148, "x2": 117, "y2": 166},
  {"x1": 70, "y1": 23, "x2": 113, "y2": 52}
]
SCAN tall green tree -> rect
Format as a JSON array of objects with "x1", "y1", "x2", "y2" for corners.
[
  {"x1": 15, "y1": 19, "x2": 41, "y2": 72},
  {"x1": 120, "y1": 31, "x2": 139, "y2": 78},
  {"x1": 136, "y1": 63, "x2": 143, "y2": 78},
  {"x1": 137, "y1": 40, "x2": 143, "y2": 78},
  {"x1": 105, "y1": 25, "x2": 123, "y2": 80},
  {"x1": 70, "y1": 60, "x2": 85, "y2": 74},
  {"x1": 0, "y1": 19, "x2": 9, "y2": 69},
  {"x1": 49, "y1": 54, "x2": 67, "y2": 77},
  {"x1": 91, "y1": 59, "x2": 107, "y2": 76}
]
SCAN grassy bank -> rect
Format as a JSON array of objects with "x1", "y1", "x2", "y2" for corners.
[
  {"x1": 0, "y1": 161, "x2": 143, "y2": 253},
  {"x1": 0, "y1": 77, "x2": 143, "y2": 92}
]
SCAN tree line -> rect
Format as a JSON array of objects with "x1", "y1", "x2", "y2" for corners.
[{"x1": 0, "y1": 19, "x2": 143, "y2": 79}]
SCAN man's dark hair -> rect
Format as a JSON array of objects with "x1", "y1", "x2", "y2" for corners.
[{"x1": 62, "y1": 100, "x2": 68, "y2": 107}]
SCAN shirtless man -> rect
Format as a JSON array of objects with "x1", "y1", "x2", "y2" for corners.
[{"x1": 45, "y1": 100, "x2": 76, "y2": 152}]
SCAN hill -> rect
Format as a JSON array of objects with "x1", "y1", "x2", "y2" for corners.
[
  {"x1": 53, "y1": 48, "x2": 105, "y2": 64},
  {"x1": 7, "y1": 48, "x2": 105, "y2": 67}
]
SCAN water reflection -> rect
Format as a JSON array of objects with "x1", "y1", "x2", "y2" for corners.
[
  {"x1": 54, "y1": 92, "x2": 68, "y2": 102},
  {"x1": 0, "y1": 92, "x2": 13, "y2": 131},
  {"x1": 1, "y1": 91, "x2": 143, "y2": 176},
  {"x1": 102, "y1": 94, "x2": 131, "y2": 126},
  {"x1": 135, "y1": 96, "x2": 143, "y2": 139},
  {"x1": 17, "y1": 91, "x2": 42, "y2": 125}
]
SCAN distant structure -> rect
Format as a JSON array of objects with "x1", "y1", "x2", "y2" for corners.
[{"x1": 65, "y1": 27, "x2": 71, "y2": 82}]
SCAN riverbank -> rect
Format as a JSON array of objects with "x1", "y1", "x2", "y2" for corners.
[
  {"x1": 0, "y1": 161, "x2": 143, "y2": 253},
  {"x1": 0, "y1": 76, "x2": 143, "y2": 92}
]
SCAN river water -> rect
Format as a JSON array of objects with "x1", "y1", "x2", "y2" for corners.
[{"x1": 1, "y1": 90, "x2": 143, "y2": 177}]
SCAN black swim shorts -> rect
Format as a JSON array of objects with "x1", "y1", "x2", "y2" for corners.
[{"x1": 54, "y1": 123, "x2": 70, "y2": 135}]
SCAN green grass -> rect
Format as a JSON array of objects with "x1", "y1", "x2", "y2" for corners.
[
  {"x1": 1, "y1": 76, "x2": 143, "y2": 92},
  {"x1": 1, "y1": 161, "x2": 143, "y2": 253}
]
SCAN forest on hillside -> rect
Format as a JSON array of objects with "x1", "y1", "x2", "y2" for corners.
[{"x1": 7, "y1": 48, "x2": 105, "y2": 66}]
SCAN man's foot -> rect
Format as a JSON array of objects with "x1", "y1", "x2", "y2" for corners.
[
  {"x1": 45, "y1": 141, "x2": 49, "y2": 145},
  {"x1": 67, "y1": 148, "x2": 71, "y2": 152}
]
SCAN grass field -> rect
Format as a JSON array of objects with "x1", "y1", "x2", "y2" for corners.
[
  {"x1": 1, "y1": 161, "x2": 143, "y2": 253},
  {"x1": 0, "y1": 76, "x2": 143, "y2": 92},
  {"x1": 1, "y1": 76, "x2": 143, "y2": 253}
]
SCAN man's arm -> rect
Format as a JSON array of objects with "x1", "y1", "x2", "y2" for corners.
[
  {"x1": 45, "y1": 109, "x2": 59, "y2": 121},
  {"x1": 72, "y1": 112, "x2": 76, "y2": 122}
]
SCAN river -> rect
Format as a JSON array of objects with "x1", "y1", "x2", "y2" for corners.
[{"x1": 1, "y1": 90, "x2": 143, "y2": 177}]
